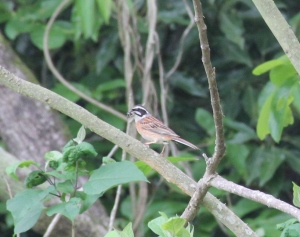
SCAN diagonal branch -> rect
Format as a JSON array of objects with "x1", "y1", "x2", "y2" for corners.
[{"x1": 0, "y1": 65, "x2": 259, "y2": 237}]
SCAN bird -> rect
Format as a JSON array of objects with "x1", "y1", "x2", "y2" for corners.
[{"x1": 127, "y1": 105, "x2": 199, "y2": 154}]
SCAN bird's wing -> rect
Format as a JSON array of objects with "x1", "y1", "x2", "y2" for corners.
[{"x1": 140, "y1": 116, "x2": 179, "y2": 137}]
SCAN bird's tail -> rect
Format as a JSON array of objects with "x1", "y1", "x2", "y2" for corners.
[{"x1": 172, "y1": 137, "x2": 199, "y2": 150}]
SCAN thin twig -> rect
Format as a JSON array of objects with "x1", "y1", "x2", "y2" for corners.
[
  {"x1": 211, "y1": 175, "x2": 300, "y2": 221},
  {"x1": 181, "y1": 0, "x2": 226, "y2": 222},
  {"x1": 165, "y1": 0, "x2": 195, "y2": 79},
  {"x1": 107, "y1": 145, "x2": 119, "y2": 158},
  {"x1": 43, "y1": 0, "x2": 126, "y2": 121},
  {"x1": 43, "y1": 214, "x2": 62, "y2": 237}
]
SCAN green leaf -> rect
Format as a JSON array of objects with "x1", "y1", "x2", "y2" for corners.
[
  {"x1": 195, "y1": 108, "x2": 215, "y2": 137},
  {"x1": 6, "y1": 160, "x2": 40, "y2": 181},
  {"x1": 45, "y1": 170, "x2": 76, "y2": 180},
  {"x1": 253, "y1": 59, "x2": 283, "y2": 75},
  {"x1": 96, "y1": 0, "x2": 112, "y2": 23},
  {"x1": 269, "y1": 89, "x2": 294, "y2": 142},
  {"x1": 293, "y1": 182, "x2": 300, "y2": 208},
  {"x1": 95, "y1": 79, "x2": 125, "y2": 93},
  {"x1": 105, "y1": 222, "x2": 134, "y2": 237},
  {"x1": 30, "y1": 23, "x2": 67, "y2": 49},
  {"x1": 74, "y1": 125, "x2": 86, "y2": 144},
  {"x1": 219, "y1": 12, "x2": 245, "y2": 49},
  {"x1": 279, "y1": 223, "x2": 300, "y2": 237},
  {"x1": 224, "y1": 118, "x2": 257, "y2": 143},
  {"x1": 246, "y1": 147, "x2": 285, "y2": 186},
  {"x1": 25, "y1": 170, "x2": 48, "y2": 188},
  {"x1": 44, "y1": 151, "x2": 63, "y2": 161},
  {"x1": 162, "y1": 217, "x2": 186, "y2": 235},
  {"x1": 148, "y1": 214, "x2": 168, "y2": 237},
  {"x1": 75, "y1": 191, "x2": 102, "y2": 214},
  {"x1": 102, "y1": 157, "x2": 116, "y2": 165},
  {"x1": 270, "y1": 63, "x2": 297, "y2": 86},
  {"x1": 226, "y1": 143, "x2": 249, "y2": 176},
  {"x1": 256, "y1": 94, "x2": 273, "y2": 140},
  {"x1": 74, "y1": 0, "x2": 96, "y2": 39},
  {"x1": 170, "y1": 72, "x2": 206, "y2": 97},
  {"x1": 63, "y1": 142, "x2": 97, "y2": 164},
  {"x1": 277, "y1": 219, "x2": 299, "y2": 231},
  {"x1": 232, "y1": 199, "x2": 263, "y2": 218},
  {"x1": 56, "y1": 180, "x2": 74, "y2": 194},
  {"x1": 83, "y1": 161, "x2": 148, "y2": 195},
  {"x1": 7, "y1": 186, "x2": 55, "y2": 234},
  {"x1": 46, "y1": 197, "x2": 81, "y2": 222},
  {"x1": 4, "y1": 19, "x2": 33, "y2": 39}
]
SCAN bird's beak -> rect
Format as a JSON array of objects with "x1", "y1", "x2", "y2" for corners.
[{"x1": 127, "y1": 110, "x2": 133, "y2": 117}]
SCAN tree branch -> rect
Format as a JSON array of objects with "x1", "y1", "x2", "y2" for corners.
[
  {"x1": 211, "y1": 175, "x2": 300, "y2": 221},
  {"x1": 181, "y1": 0, "x2": 226, "y2": 222},
  {"x1": 0, "y1": 65, "x2": 258, "y2": 237},
  {"x1": 252, "y1": 0, "x2": 300, "y2": 75}
]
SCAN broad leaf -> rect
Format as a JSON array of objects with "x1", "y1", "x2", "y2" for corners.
[
  {"x1": 6, "y1": 160, "x2": 40, "y2": 181},
  {"x1": 46, "y1": 197, "x2": 81, "y2": 222},
  {"x1": 83, "y1": 161, "x2": 148, "y2": 195},
  {"x1": 7, "y1": 186, "x2": 55, "y2": 234}
]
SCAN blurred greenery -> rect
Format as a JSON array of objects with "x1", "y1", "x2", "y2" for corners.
[{"x1": 1, "y1": 0, "x2": 300, "y2": 236}]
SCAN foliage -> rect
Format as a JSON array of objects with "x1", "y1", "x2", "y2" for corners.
[
  {"x1": 6, "y1": 127, "x2": 148, "y2": 235},
  {"x1": 1, "y1": 0, "x2": 300, "y2": 236}
]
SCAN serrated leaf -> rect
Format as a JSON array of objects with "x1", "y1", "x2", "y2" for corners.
[
  {"x1": 83, "y1": 161, "x2": 148, "y2": 195},
  {"x1": 6, "y1": 160, "x2": 40, "y2": 181},
  {"x1": 7, "y1": 186, "x2": 55, "y2": 234},
  {"x1": 46, "y1": 197, "x2": 81, "y2": 222},
  {"x1": 293, "y1": 182, "x2": 300, "y2": 208}
]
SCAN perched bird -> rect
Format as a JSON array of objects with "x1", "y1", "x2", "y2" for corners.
[{"x1": 127, "y1": 105, "x2": 199, "y2": 154}]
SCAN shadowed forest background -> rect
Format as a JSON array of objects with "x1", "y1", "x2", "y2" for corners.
[{"x1": 0, "y1": 0, "x2": 300, "y2": 236}]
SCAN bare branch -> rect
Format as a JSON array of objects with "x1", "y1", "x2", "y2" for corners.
[
  {"x1": 211, "y1": 175, "x2": 300, "y2": 221},
  {"x1": 181, "y1": 0, "x2": 226, "y2": 222},
  {"x1": 166, "y1": 0, "x2": 195, "y2": 79},
  {"x1": 43, "y1": 0, "x2": 127, "y2": 121}
]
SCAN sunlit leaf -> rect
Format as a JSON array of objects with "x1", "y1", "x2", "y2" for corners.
[{"x1": 293, "y1": 182, "x2": 300, "y2": 208}]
